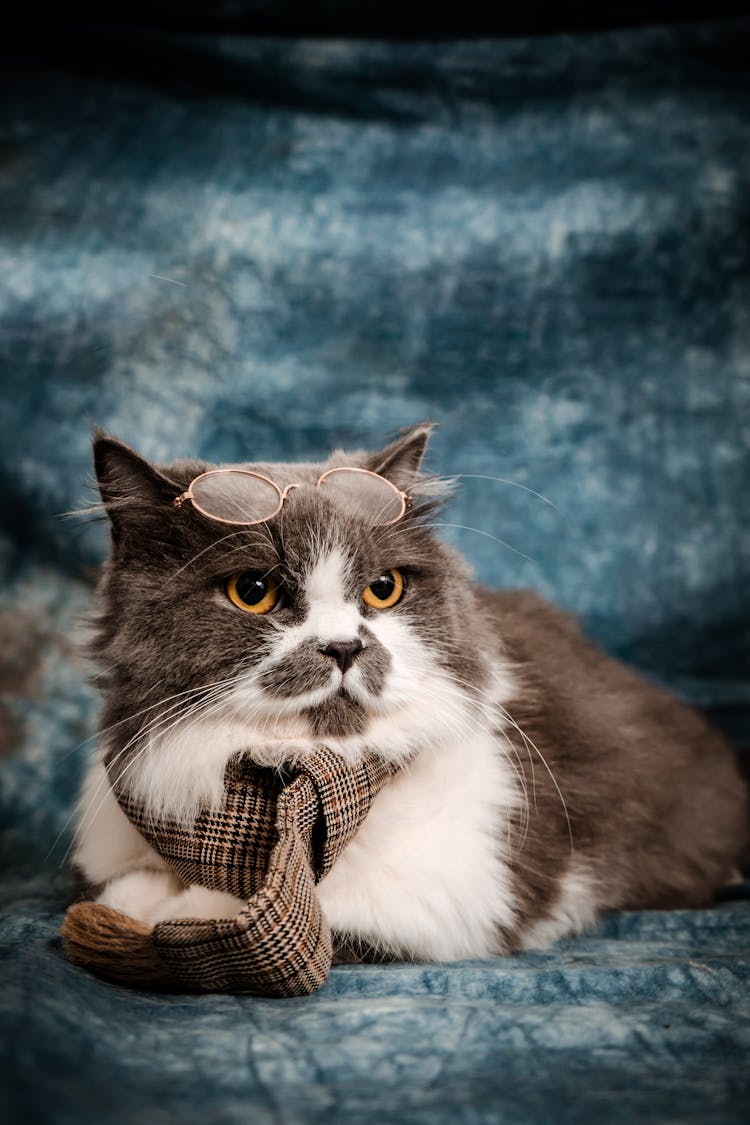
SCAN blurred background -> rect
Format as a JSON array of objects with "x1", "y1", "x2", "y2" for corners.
[{"x1": 1, "y1": 6, "x2": 750, "y2": 1122}]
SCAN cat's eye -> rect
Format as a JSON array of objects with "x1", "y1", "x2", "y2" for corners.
[
  {"x1": 226, "y1": 571, "x2": 280, "y2": 615},
  {"x1": 362, "y1": 568, "x2": 404, "y2": 610}
]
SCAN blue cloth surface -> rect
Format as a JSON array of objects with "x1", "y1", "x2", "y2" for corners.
[{"x1": 1, "y1": 17, "x2": 749, "y2": 1124}]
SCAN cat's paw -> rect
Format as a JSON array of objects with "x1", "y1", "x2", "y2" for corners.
[
  {"x1": 148, "y1": 885, "x2": 246, "y2": 924},
  {"x1": 96, "y1": 869, "x2": 182, "y2": 925}
]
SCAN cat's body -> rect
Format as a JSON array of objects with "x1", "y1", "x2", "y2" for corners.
[{"x1": 73, "y1": 426, "x2": 748, "y2": 961}]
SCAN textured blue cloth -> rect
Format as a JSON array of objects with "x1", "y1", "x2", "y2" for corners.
[{"x1": 1, "y1": 17, "x2": 749, "y2": 1124}]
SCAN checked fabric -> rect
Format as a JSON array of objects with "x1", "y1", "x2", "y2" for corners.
[{"x1": 61, "y1": 749, "x2": 400, "y2": 996}]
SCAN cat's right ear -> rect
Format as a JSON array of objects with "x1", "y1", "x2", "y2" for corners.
[
  {"x1": 92, "y1": 431, "x2": 180, "y2": 551},
  {"x1": 371, "y1": 422, "x2": 434, "y2": 488}
]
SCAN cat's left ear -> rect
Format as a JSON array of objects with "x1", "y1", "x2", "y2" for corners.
[{"x1": 371, "y1": 422, "x2": 433, "y2": 489}]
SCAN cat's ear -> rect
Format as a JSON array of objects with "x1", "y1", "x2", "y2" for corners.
[
  {"x1": 92, "y1": 430, "x2": 180, "y2": 551},
  {"x1": 371, "y1": 422, "x2": 433, "y2": 489}
]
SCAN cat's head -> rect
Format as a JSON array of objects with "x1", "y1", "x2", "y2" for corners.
[{"x1": 91, "y1": 425, "x2": 498, "y2": 779}]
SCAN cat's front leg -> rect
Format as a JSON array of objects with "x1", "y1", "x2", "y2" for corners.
[
  {"x1": 73, "y1": 759, "x2": 172, "y2": 888},
  {"x1": 76, "y1": 761, "x2": 246, "y2": 926},
  {"x1": 92, "y1": 869, "x2": 246, "y2": 927},
  {"x1": 73, "y1": 759, "x2": 184, "y2": 924}
]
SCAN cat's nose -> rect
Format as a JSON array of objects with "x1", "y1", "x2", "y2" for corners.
[{"x1": 320, "y1": 639, "x2": 364, "y2": 675}]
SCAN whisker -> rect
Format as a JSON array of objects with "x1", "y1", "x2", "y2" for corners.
[
  {"x1": 56, "y1": 676, "x2": 244, "y2": 765},
  {"x1": 170, "y1": 528, "x2": 279, "y2": 579},
  {"x1": 64, "y1": 679, "x2": 248, "y2": 866},
  {"x1": 52, "y1": 668, "x2": 252, "y2": 862},
  {"x1": 413, "y1": 678, "x2": 532, "y2": 850},
  {"x1": 450, "y1": 474, "x2": 560, "y2": 512},
  {"x1": 48, "y1": 684, "x2": 239, "y2": 858},
  {"x1": 430, "y1": 522, "x2": 534, "y2": 564},
  {"x1": 437, "y1": 669, "x2": 573, "y2": 858}
]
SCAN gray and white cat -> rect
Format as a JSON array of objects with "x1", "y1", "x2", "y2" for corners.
[{"x1": 73, "y1": 424, "x2": 748, "y2": 960}]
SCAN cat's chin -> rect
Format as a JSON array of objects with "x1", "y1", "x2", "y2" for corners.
[{"x1": 302, "y1": 690, "x2": 369, "y2": 739}]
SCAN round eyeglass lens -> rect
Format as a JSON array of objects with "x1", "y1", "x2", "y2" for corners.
[
  {"x1": 190, "y1": 472, "x2": 282, "y2": 524},
  {"x1": 318, "y1": 470, "x2": 404, "y2": 525}
]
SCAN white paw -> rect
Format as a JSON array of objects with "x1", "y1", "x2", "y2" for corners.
[
  {"x1": 147, "y1": 885, "x2": 246, "y2": 924},
  {"x1": 97, "y1": 869, "x2": 182, "y2": 925}
]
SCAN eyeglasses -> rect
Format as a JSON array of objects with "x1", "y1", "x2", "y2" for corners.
[{"x1": 173, "y1": 467, "x2": 410, "y2": 527}]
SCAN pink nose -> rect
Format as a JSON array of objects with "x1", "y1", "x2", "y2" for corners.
[{"x1": 319, "y1": 640, "x2": 364, "y2": 675}]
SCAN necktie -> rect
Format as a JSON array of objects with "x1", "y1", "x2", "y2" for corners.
[{"x1": 62, "y1": 748, "x2": 399, "y2": 995}]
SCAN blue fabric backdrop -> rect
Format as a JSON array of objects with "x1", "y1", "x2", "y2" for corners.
[{"x1": 1, "y1": 16, "x2": 749, "y2": 1124}]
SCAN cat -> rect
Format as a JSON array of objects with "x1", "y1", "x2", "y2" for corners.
[{"x1": 72, "y1": 423, "x2": 748, "y2": 961}]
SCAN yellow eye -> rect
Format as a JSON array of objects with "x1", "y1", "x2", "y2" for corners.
[
  {"x1": 227, "y1": 572, "x2": 280, "y2": 615},
  {"x1": 362, "y1": 568, "x2": 404, "y2": 610}
]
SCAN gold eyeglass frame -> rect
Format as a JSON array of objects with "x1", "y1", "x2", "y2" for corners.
[{"x1": 173, "y1": 466, "x2": 411, "y2": 528}]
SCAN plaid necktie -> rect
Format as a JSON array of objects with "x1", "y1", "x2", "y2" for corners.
[{"x1": 62, "y1": 748, "x2": 399, "y2": 996}]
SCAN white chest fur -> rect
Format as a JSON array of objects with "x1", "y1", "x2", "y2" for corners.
[{"x1": 316, "y1": 729, "x2": 519, "y2": 960}]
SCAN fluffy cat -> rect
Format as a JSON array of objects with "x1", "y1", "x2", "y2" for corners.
[{"x1": 72, "y1": 424, "x2": 748, "y2": 961}]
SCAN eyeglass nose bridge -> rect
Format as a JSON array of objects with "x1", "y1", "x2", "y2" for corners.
[{"x1": 280, "y1": 473, "x2": 407, "y2": 510}]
